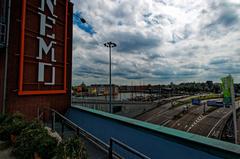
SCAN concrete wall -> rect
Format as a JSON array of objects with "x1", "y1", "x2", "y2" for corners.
[{"x1": 66, "y1": 106, "x2": 240, "y2": 159}]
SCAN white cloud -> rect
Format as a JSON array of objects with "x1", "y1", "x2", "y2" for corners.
[{"x1": 71, "y1": 0, "x2": 240, "y2": 85}]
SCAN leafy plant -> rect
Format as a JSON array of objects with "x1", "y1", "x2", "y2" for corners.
[
  {"x1": 56, "y1": 136, "x2": 88, "y2": 159},
  {"x1": 36, "y1": 133, "x2": 58, "y2": 159},
  {"x1": 1, "y1": 114, "x2": 88, "y2": 159},
  {"x1": 12, "y1": 121, "x2": 58, "y2": 159},
  {"x1": 0, "y1": 113, "x2": 26, "y2": 141},
  {"x1": 9, "y1": 118, "x2": 28, "y2": 136},
  {"x1": 0, "y1": 113, "x2": 7, "y2": 124}
]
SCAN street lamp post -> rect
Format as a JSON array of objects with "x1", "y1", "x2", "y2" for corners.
[
  {"x1": 104, "y1": 42, "x2": 117, "y2": 113},
  {"x1": 74, "y1": 15, "x2": 117, "y2": 113}
]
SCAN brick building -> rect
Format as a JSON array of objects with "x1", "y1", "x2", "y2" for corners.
[{"x1": 0, "y1": 0, "x2": 73, "y2": 119}]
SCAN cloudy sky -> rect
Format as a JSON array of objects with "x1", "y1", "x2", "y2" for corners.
[{"x1": 71, "y1": 0, "x2": 240, "y2": 85}]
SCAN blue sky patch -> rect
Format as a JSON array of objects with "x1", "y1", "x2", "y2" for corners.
[{"x1": 73, "y1": 12, "x2": 96, "y2": 35}]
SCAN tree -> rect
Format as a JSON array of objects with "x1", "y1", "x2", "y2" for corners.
[{"x1": 81, "y1": 82, "x2": 88, "y2": 92}]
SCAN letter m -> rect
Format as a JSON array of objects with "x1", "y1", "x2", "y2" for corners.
[{"x1": 37, "y1": 37, "x2": 56, "y2": 62}]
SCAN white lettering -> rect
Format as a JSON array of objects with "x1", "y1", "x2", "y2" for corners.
[
  {"x1": 39, "y1": 0, "x2": 57, "y2": 18},
  {"x1": 37, "y1": 0, "x2": 58, "y2": 86},
  {"x1": 38, "y1": 62, "x2": 55, "y2": 85},
  {"x1": 39, "y1": 12, "x2": 56, "y2": 39},
  {"x1": 37, "y1": 37, "x2": 56, "y2": 62}
]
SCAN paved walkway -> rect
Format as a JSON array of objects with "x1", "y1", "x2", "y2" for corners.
[
  {"x1": 0, "y1": 148, "x2": 15, "y2": 159},
  {"x1": 52, "y1": 122, "x2": 108, "y2": 159}
]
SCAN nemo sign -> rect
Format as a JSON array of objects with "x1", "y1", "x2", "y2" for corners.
[{"x1": 18, "y1": 0, "x2": 68, "y2": 95}]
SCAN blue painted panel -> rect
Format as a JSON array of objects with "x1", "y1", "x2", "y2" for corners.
[
  {"x1": 65, "y1": 107, "x2": 224, "y2": 159},
  {"x1": 207, "y1": 100, "x2": 225, "y2": 108}
]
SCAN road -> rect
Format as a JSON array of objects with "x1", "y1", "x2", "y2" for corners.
[
  {"x1": 135, "y1": 96, "x2": 189, "y2": 121},
  {"x1": 136, "y1": 96, "x2": 233, "y2": 141},
  {"x1": 135, "y1": 102, "x2": 172, "y2": 121},
  {"x1": 187, "y1": 108, "x2": 229, "y2": 136},
  {"x1": 168, "y1": 104, "x2": 212, "y2": 131},
  {"x1": 187, "y1": 102, "x2": 239, "y2": 139},
  {"x1": 140, "y1": 99, "x2": 216, "y2": 127},
  {"x1": 136, "y1": 95, "x2": 196, "y2": 122},
  {"x1": 145, "y1": 103, "x2": 193, "y2": 125}
]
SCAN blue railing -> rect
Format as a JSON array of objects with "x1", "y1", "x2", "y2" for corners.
[
  {"x1": 38, "y1": 107, "x2": 150, "y2": 159},
  {"x1": 109, "y1": 138, "x2": 151, "y2": 159}
]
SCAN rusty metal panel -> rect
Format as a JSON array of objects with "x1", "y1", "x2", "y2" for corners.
[
  {"x1": 0, "y1": 49, "x2": 5, "y2": 112},
  {"x1": 5, "y1": 0, "x2": 73, "y2": 119},
  {"x1": 18, "y1": 0, "x2": 69, "y2": 95}
]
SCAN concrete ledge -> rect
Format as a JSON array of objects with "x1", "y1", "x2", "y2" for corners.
[
  {"x1": 0, "y1": 141, "x2": 10, "y2": 151},
  {"x1": 0, "y1": 147, "x2": 15, "y2": 159},
  {"x1": 68, "y1": 105, "x2": 240, "y2": 159}
]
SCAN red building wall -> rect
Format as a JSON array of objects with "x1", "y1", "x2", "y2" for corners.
[
  {"x1": 0, "y1": 49, "x2": 5, "y2": 112},
  {"x1": 3, "y1": 0, "x2": 73, "y2": 119}
]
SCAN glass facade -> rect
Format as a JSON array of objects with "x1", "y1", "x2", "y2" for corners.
[{"x1": 0, "y1": 0, "x2": 7, "y2": 48}]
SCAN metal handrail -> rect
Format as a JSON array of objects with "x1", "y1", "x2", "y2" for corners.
[
  {"x1": 109, "y1": 138, "x2": 151, "y2": 159},
  {"x1": 38, "y1": 107, "x2": 150, "y2": 159},
  {"x1": 37, "y1": 107, "x2": 109, "y2": 153}
]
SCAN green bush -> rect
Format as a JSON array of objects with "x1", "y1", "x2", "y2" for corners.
[
  {"x1": 9, "y1": 118, "x2": 28, "y2": 136},
  {"x1": 0, "y1": 113, "x2": 7, "y2": 124},
  {"x1": 0, "y1": 113, "x2": 26, "y2": 141},
  {"x1": 12, "y1": 121, "x2": 58, "y2": 159},
  {"x1": 56, "y1": 136, "x2": 88, "y2": 159},
  {"x1": 35, "y1": 132, "x2": 58, "y2": 159},
  {"x1": 1, "y1": 114, "x2": 88, "y2": 159}
]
